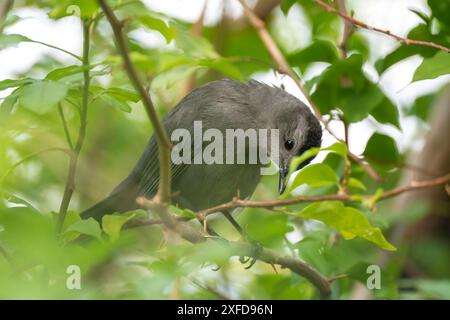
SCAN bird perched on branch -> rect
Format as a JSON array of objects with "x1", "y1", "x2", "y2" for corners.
[{"x1": 82, "y1": 79, "x2": 322, "y2": 222}]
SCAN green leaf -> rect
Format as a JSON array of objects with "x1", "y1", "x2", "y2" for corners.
[
  {"x1": 0, "y1": 33, "x2": 31, "y2": 48},
  {"x1": 407, "y1": 93, "x2": 436, "y2": 121},
  {"x1": 139, "y1": 14, "x2": 176, "y2": 43},
  {"x1": 294, "y1": 201, "x2": 396, "y2": 251},
  {"x1": 151, "y1": 66, "x2": 199, "y2": 90},
  {"x1": 416, "y1": 279, "x2": 450, "y2": 299},
  {"x1": 364, "y1": 133, "x2": 400, "y2": 168},
  {"x1": 175, "y1": 32, "x2": 218, "y2": 59},
  {"x1": 288, "y1": 40, "x2": 339, "y2": 72},
  {"x1": 339, "y1": 84, "x2": 384, "y2": 122},
  {"x1": 49, "y1": 0, "x2": 99, "y2": 19},
  {"x1": 371, "y1": 96, "x2": 400, "y2": 129},
  {"x1": 348, "y1": 177, "x2": 366, "y2": 191},
  {"x1": 198, "y1": 58, "x2": 243, "y2": 80},
  {"x1": 375, "y1": 24, "x2": 441, "y2": 74},
  {"x1": 58, "y1": 210, "x2": 82, "y2": 243},
  {"x1": 289, "y1": 147, "x2": 321, "y2": 174},
  {"x1": 65, "y1": 218, "x2": 102, "y2": 240},
  {"x1": 105, "y1": 87, "x2": 140, "y2": 103},
  {"x1": 169, "y1": 206, "x2": 195, "y2": 219},
  {"x1": 289, "y1": 163, "x2": 339, "y2": 191},
  {"x1": 412, "y1": 51, "x2": 450, "y2": 82},
  {"x1": 102, "y1": 214, "x2": 135, "y2": 241},
  {"x1": 0, "y1": 92, "x2": 19, "y2": 119},
  {"x1": 98, "y1": 92, "x2": 132, "y2": 113},
  {"x1": 428, "y1": 0, "x2": 450, "y2": 26},
  {"x1": 288, "y1": 143, "x2": 346, "y2": 175},
  {"x1": 0, "y1": 78, "x2": 33, "y2": 91},
  {"x1": 325, "y1": 142, "x2": 347, "y2": 158},
  {"x1": 19, "y1": 81, "x2": 69, "y2": 114},
  {"x1": 45, "y1": 65, "x2": 85, "y2": 81}
]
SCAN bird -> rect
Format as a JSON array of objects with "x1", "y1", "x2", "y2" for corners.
[{"x1": 82, "y1": 79, "x2": 322, "y2": 222}]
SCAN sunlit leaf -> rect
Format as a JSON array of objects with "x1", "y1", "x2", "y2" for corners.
[
  {"x1": 293, "y1": 201, "x2": 396, "y2": 250},
  {"x1": 412, "y1": 51, "x2": 450, "y2": 82},
  {"x1": 66, "y1": 218, "x2": 102, "y2": 241},
  {"x1": 19, "y1": 80, "x2": 69, "y2": 114}
]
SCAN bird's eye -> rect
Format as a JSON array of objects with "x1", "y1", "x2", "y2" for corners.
[{"x1": 284, "y1": 139, "x2": 295, "y2": 150}]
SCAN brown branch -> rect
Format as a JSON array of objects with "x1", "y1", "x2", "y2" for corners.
[
  {"x1": 336, "y1": 0, "x2": 353, "y2": 59},
  {"x1": 131, "y1": 172, "x2": 450, "y2": 229},
  {"x1": 379, "y1": 172, "x2": 450, "y2": 200},
  {"x1": 313, "y1": 0, "x2": 450, "y2": 53},
  {"x1": 237, "y1": 0, "x2": 382, "y2": 182},
  {"x1": 57, "y1": 20, "x2": 92, "y2": 230},
  {"x1": 182, "y1": 1, "x2": 208, "y2": 96},
  {"x1": 137, "y1": 197, "x2": 331, "y2": 299},
  {"x1": 198, "y1": 194, "x2": 350, "y2": 219},
  {"x1": 98, "y1": 0, "x2": 172, "y2": 204},
  {"x1": 0, "y1": 0, "x2": 14, "y2": 33}
]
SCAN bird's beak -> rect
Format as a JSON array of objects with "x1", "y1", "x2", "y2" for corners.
[{"x1": 278, "y1": 167, "x2": 289, "y2": 194}]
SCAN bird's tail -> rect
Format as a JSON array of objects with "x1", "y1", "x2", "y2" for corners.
[{"x1": 81, "y1": 190, "x2": 138, "y2": 222}]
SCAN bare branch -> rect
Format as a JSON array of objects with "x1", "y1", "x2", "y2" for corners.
[
  {"x1": 198, "y1": 194, "x2": 350, "y2": 219},
  {"x1": 137, "y1": 197, "x2": 332, "y2": 299},
  {"x1": 380, "y1": 173, "x2": 450, "y2": 200},
  {"x1": 336, "y1": 0, "x2": 353, "y2": 59},
  {"x1": 97, "y1": 0, "x2": 172, "y2": 204},
  {"x1": 314, "y1": 0, "x2": 450, "y2": 53},
  {"x1": 0, "y1": 0, "x2": 14, "y2": 33}
]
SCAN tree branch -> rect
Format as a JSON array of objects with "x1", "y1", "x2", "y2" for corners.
[
  {"x1": 237, "y1": 0, "x2": 382, "y2": 182},
  {"x1": 197, "y1": 194, "x2": 350, "y2": 220},
  {"x1": 57, "y1": 20, "x2": 92, "y2": 230},
  {"x1": 380, "y1": 172, "x2": 450, "y2": 200},
  {"x1": 336, "y1": 0, "x2": 353, "y2": 59},
  {"x1": 0, "y1": 0, "x2": 14, "y2": 33},
  {"x1": 136, "y1": 197, "x2": 332, "y2": 299},
  {"x1": 97, "y1": 0, "x2": 172, "y2": 204},
  {"x1": 313, "y1": 0, "x2": 450, "y2": 53}
]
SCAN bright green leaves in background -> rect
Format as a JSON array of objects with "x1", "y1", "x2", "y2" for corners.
[
  {"x1": 364, "y1": 133, "x2": 400, "y2": 170},
  {"x1": 413, "y1": 51, "x2": 450, "y2": 82},
  {"x1": 20, "y1": 81, "x2": 69, "y2": 114},
  {"x1": 291, "y1": 201, "x2": 396, "y2": 251},
  {"x1": 282, "y1": 142, "x2": 395, "y2": 251},
  {"x1": 306, "y1": 54, "x2": 400, "y2": 127}
]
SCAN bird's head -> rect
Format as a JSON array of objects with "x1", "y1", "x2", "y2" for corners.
[
  {"x1": 271, "y1": 90, "x2": 322, "y2": 194},
  {"x1": 247, "y1": 80, "x2": 322, "y2": 194}
]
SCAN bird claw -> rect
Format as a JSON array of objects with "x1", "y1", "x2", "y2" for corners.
[
  {"x1": 211, "y1": 265, "x2": 221, "y2": 271},
  {"x1": 239, "y1": 239, "x2": 263, "y2": 270}
]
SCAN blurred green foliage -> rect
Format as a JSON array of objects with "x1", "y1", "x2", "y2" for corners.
[{"x1": 0, "y1": 0, "x2": 449, "y2": 300}]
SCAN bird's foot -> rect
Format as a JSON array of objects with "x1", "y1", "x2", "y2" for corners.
[{"x1": 239, "y1": 239, "x2": 263, "y2": 269}]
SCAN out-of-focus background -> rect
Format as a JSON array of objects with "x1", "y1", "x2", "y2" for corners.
[{"x1": 0, "y1": 0, "x2": 449, "y2": 299}]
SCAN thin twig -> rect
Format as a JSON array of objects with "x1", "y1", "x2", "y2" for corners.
[
  {"x1": 131, "y1": 172, "x2": 450, "y2": 228},
  {"x1": 137, "y1": 197, "x2": 332, "y2": 299},
  {"x1": 98, "y1": 0, "x2": 172, "y2": 204},
  {"x1": 0, "y1": 147, "x2": 72, "y2": 186},
  {"x1": 57, "y1": 103, "x2": 74, "y2": 150},
  {"x1": 57, "y1": 20, "x2": 92, "y2": 230},
  {"x1": 379, "y1": 173, "x2": 450, "y2": 200},
  {"x1": 237, "y1": 0, "x2": 382, "y2": 182},
  {"x1": 336, "y1": 0, "x2": 353, "y2": 59},
  {"x1": 313, "y1": 0, "x2": 450, "y2": 53},
  {"x1": 197, "y1": 194, "x2": 350, "y2": 220},
  {"x1": 0, "y1": 0, "x2": 14, "y2": 33}
]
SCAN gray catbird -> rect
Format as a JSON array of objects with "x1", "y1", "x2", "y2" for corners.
[{"x1": 82, "y1": 79, "x2": 322, "y2": 221}]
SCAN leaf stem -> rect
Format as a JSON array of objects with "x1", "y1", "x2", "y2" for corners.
[{"x1": 57, "y1": 19, "x2": 92, "y2": 231}]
